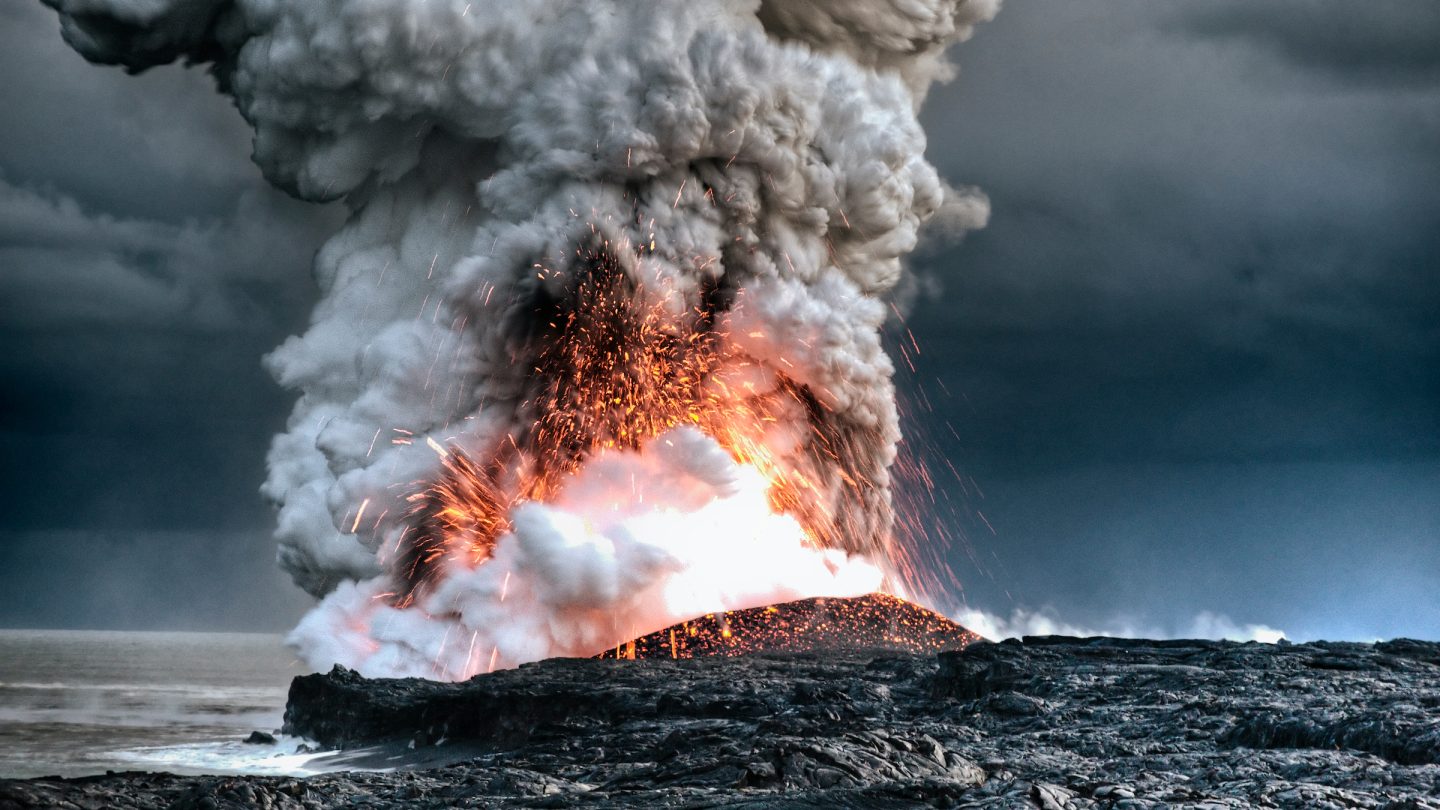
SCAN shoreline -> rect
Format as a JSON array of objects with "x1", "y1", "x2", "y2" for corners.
[{"x1": 3, "y1": 637, "x2": 1437, "y2": 808}]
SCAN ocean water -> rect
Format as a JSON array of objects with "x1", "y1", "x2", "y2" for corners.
[{"x1": 0, "y1": 630, "x2": 326, "y2": 779}]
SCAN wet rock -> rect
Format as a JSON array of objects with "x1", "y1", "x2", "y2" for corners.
[
  {"x1": 1032, "y1": 782, "x2": 1077, "y2": 809},
  {"x1": 979, "y1": 690, "x2": 1048, "y2": 717},
  {"x1": 245, "y1": 731, "x2": 277, "y2": 745}
]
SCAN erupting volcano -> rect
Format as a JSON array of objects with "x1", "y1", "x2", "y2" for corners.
[{"x1": 43, "y1": 0, "x2": 996, "y2": 677}]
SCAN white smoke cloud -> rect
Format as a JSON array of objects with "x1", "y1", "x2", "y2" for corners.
[
  {"x1": 759, "y1": 0, "x2": 1002, "y2": 93},
  {"x1": 1187, "y1": 610, "x2": 1287, "y2": 644},
  {"x1": 291, "y1": 427, "x2": 882, "y2": 676},
  {"x1": 45, "y1": 0, "x2": 995, "y2": 674},
  {"x1": 953, "y1": 605, "x2": 1287, "y2": 644}
]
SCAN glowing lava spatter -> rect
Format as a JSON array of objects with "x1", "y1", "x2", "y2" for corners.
[{"x1": 394, "y1": 241, "x2": 895, "y2": 607}]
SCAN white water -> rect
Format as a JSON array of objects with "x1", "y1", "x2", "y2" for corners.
[{"x1": 0, "y1": 629, "x2": 329, "y2": 778}]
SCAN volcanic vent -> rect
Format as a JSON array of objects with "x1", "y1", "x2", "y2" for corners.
[{"x1": 598, "y1": 593, "x2": 981, "y2": 660}]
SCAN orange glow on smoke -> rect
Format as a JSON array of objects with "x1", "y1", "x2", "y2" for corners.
[{"x1": 392, "y1": 239, "x2": 908, "y2": 608}]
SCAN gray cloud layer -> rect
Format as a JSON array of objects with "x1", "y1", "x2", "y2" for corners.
[
  {"x1": 0, "y1": 1, "x2": 338, "y2": 629},
  {"x1": 1175, "y1": 0, "x2": 1440, "y2": 86},
  {"x1": 917, "y1": 0, "x2": 1439, "y2": 467},
  {"x1": 906, "y1": 1, "x2": 1439, "y2": 639}
]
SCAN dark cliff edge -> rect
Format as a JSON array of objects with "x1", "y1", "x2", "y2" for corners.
[
  {"x1": 283, "y1": 593, "x2": 982, "y2": 752},
  {"x1": 4, "y1": 636, "x2": 1440, "y2": 809}
]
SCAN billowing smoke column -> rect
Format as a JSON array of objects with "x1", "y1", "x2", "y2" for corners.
[{"x1": 47, "y1": 0, "x2": 994, "y2": 677}]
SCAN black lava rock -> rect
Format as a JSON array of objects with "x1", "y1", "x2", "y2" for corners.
[{"x1": 4, "y1": 637, "x2": 1439, "y2": 808}]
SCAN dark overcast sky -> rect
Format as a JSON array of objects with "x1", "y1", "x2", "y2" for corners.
[{"x1": 2, "y1": 1, "x2": 1437, "y2": 638}]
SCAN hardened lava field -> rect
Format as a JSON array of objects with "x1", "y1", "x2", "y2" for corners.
[{"x1": 597, "y1": 593, "x2": 981, "y2": 660}]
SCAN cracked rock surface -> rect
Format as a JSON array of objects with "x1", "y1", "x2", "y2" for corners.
[{"x1": 3, "y1": 637, "x2": 1439, "y2": 808}]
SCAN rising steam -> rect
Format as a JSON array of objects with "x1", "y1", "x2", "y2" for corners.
[{"x1": 45, "y1": 0, "x2": 995, "y2": 676}]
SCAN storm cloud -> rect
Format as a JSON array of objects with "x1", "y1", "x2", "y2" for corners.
[{"x1": 1176, "y1": 0, "x2": 1440, "y2": 86}]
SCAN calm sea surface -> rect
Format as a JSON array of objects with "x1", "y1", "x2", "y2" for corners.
[{"x1": 0, "y1": 630, "x2": 322, "y2": 778}]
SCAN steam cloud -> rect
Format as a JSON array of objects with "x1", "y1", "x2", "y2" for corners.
[
  {"x1": 953, "y1": 606, "x2": 1288, "y2": 645},
  {"x1": 45, "y1": 0, "x2": 996, "y2": 676}
]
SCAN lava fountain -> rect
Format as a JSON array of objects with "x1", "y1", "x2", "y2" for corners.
[{"x1": 44, "y1": 0, "x2": 996, "y2": 677}]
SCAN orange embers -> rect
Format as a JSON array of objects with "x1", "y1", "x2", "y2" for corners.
[{"x1": 393, "y1": 247, "x2": 881, "y2": 603}]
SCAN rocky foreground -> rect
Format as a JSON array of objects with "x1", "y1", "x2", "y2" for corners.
[{"x1": 4, "y1": 634, "x2": 1440, "y2": 808}]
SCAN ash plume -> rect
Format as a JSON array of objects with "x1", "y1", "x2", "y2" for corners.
[{"x1": 44, "y1": 0, "x2": 995, "y2": 676}]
